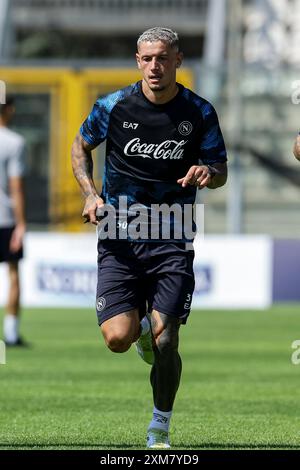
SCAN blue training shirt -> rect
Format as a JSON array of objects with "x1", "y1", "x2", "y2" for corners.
[{"x1": 80, "y1": 81, "x2": 227, "y2": 242}]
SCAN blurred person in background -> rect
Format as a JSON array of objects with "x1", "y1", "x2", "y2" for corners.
[
  {"x1": 293, "y1": 134, "x2": 300, "y2": 160},
  {"x1": 72, "y1": 27, "x2": 227, "y2": 449},
  {"x1": 0, "y1": 96, "x2": 27, "y2": 346}
]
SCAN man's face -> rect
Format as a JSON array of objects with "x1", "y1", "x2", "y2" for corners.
[
  {"x1": 136, "y1": 41, "x2": 182, "y2": 92},
  {"x1": 0, "y1": 104, "x2": 15, "y2": 124}
]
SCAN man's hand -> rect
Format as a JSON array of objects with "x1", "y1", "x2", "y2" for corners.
[
  {"x1": 293, "y1": 135, "x2": 300, "y2": 161},
  {"x1": 82, "y1": 194, "x2": 104, "y2": 225},
  {"x1": 9, "y1": 223, "x2": 25, "y2": 253},
  {"x1": 177, "y1": 165, "x2": 213, "y2": 189},
  {"x1": 177, "y1": 163, "x2": 227, "y2": 190}
]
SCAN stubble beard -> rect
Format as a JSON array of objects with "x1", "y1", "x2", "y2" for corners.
[
  {"x1": 149, "y1": 84, "x2": 166, "y2": 92},
  {"x1": 146, "y1": 79, "x2": 166, "y2": 92}
]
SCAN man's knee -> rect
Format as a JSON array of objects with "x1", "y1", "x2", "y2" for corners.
[
  {"x1": 103, "y1": 331, "x2": 132, "y2": 353},
  {"x1": 100, "y1": 309, "x2": 140, "y2": 353},
  {"x1": 156, "y1": 333, "x2": 178, "y2": 356},
  {"x1": 151, "y1": 311, "x2": 180, "y2": 356},
  {"x1": 154, "y1": 323, "x2": 180, "y2": 357},
  {"x1": 8, "y1": 262, "x2": 19, "y2": 284},
  {"x1": 101, "y1": 322, "x2": 140, "y2": 353}
]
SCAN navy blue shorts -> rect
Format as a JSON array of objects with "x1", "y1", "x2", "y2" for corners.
[
  {"x1": 96, "y1": 240, "x2": 195, "y2": 326},
  {"x1": 0, "y1": 227, "x2": 23, "y2": 263}
]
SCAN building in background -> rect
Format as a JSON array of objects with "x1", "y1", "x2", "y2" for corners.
[
  {"x1": 6, "y1": 0, "x2": 209, "y2": 59},
  {"x1": 0, "y1": 0, "x2": 299, "y2": 237}
]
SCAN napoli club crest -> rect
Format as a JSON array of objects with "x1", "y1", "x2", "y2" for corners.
[
  {"x1": 178, "y1": 121, "x2": 193, "y2": 136},
  {"x1": 96, "y1": 297, "x2": 106, "y2": 311}
]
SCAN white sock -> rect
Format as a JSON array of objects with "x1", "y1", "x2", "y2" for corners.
[
  {"x1": 3, "y1": 314, "x2": 19, "y2": 343},
  {"x1": 140, "y1": 315, "x2": 150, "y2": 336},
  {"x1": 148, "y1": 406, "x2": 172, "y2": 432}
]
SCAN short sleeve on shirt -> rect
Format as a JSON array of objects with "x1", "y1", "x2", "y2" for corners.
[{"x1": 199, "y1": 103, "x2": 227, "y2": 165}]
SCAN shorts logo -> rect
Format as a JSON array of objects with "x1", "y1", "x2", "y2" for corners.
[
  {"x1": 184, "y1": 293, "x2": 192, "y2": 310},
  {"x1": 178, "y1": 121, "x2": 193, "y2": 136},
  {"x1": 96, "y1": 297, "x2": 106, "y2": 311}
]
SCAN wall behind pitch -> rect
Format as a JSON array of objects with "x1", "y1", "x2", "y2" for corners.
[
  {"x1": 0, "y1": 233, "x2": 273, "y2": 309},
  {"x1": 192, "y1": 236, "x2": 273, "y2": 309},
  {"x1": 0, "y1": 233, "x2": 98, "y2": 308}
]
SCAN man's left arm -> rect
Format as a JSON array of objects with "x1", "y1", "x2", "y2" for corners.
[
  {"x1": 177, "y1": 162, "x2": 227, "y2": 190},
  {"x1": 9, "y1": 176, "x2": 26, "y2": 252},
  {"x1": 8, "y1": 141, "x2": 26, "y2": 253},
  {"x1": 293, "y1": 134, "x2": 300, "y2": 161},
  {"x1": 177, "y1": 102, "x2": 227, "y2": 190}
]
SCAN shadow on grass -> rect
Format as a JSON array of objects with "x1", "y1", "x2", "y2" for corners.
[
  {"x1": 0, "y1": 443, "x2": 138, "y2": 450},
  {"x1": 181, "y1": 443, "x2": 300, "y2": 450},
  {"x1": 0, "y1": 442, "x2": 300, "y2": 450}
]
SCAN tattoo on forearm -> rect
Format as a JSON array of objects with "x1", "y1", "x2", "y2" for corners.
[{"x1": 72, "y1": 135, "x2": 97, "y2": 197}]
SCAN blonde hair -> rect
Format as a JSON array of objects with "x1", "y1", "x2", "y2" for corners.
[{"x1": 137, "y1": 27, "x2": 179, "y2": 50}]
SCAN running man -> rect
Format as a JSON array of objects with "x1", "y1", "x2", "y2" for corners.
[{"x1": 72, "y1": 27, "x2": 227, "y2": 449}]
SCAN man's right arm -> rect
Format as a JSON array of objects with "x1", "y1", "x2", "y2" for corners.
[{"x1": 71, "y1": 133, "x2": 104, "y2": 225}]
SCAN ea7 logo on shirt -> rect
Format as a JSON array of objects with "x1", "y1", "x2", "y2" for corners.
[
  {"x1": 123, "y1": 121, "x2": 139, "y2": 129},
  {"x1": 178, "y1": 121, "x2": 193, "y2": 136}
]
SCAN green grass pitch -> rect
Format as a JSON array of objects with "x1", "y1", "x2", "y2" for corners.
[{"x1": 0, "y1": 305, "x2": 300, "y2": 450}]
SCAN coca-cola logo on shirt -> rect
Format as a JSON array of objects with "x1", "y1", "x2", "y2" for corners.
[{"x1": 124, "y1": 138, "x2": 187, "y2": 160}]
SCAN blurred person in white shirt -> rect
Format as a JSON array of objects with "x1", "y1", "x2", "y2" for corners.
[{"x1": 0, "y1": 96, "x2": 27, "y2": 346}]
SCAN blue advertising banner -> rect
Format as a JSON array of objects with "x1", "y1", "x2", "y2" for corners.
[{"x1": 272, "y1": 240, "x2": 300, "y2": 302}]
